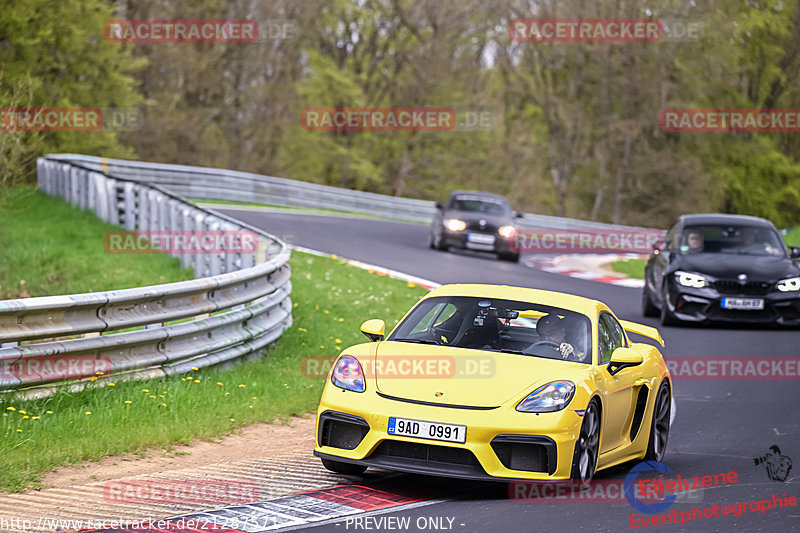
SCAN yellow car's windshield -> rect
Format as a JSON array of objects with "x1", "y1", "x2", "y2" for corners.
[{"x1": 388, "y1": 296, "x2": 592, "y2": 363}]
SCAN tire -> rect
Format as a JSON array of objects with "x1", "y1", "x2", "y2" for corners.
[
  {"x1": 428, "y1": 232, "x2": 435, "y2": 249},
  {"x1": 432, "y1": 230, "x2": 447, "y2": 251},
  {"x1": 321, "y1": 458, "x2": 367, "y2": 475},
  {"x1": 570, "y1": 399, "x2": 601, "y2": 484},
  {"x1": 642, "y1": 286, "x2": 659, "y2": 317},
  {"x1": 660, "y1": 287, "x2": 679, "y2": 326},
  {"x1": 644, "y1": 381, "x2": 671, "y2": 462},
  {"x1": 499, "y1": 252, "x2": 520, "y2": 262}
]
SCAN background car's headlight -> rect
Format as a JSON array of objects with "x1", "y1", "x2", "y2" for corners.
[
  {"x1": 516, "y1": 380, "x2": 575, "y2": 413},
  {"x1": 444, "y1": 218, "x2": 466, "y2": 232},
  {"x1": 777, "y1": 277, "x2": 800, "y2": 292},
  {"x1": 675, "y1": 271, "x2": 707, "y2": 288},
  {"x1": 331, "y1": 355, "x2": 365, "y2": 392},
  {"x1": 498, "y1": 225, "x2": 516, "y2": 239}
]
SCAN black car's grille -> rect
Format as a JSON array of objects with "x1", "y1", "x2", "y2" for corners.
[
  {"x1": 706, "y1": 306, "x2": 776, "y2": 321},
  {"x1": 371, "y1": 440, "x2": 479, "y2": 467},
  {"x1": 711, "y1": 280, "x2": 772, "y2": 296},
  {"x1": 465, "y1": 220, "x2": 499, "y2": 233}
]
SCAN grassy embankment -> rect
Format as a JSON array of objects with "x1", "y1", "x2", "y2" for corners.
[{"x1": 0, "y1": 187, "x2": 428, "y2": 492}]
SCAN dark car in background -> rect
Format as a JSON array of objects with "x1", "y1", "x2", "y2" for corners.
[
  {"x1": 642, "y1": 213, "x2": 800, "y2": 326},
  {"x1": 429, "y1": 191, "x2": 522, "y2": 262}
]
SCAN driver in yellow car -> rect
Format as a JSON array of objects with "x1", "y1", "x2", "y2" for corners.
[{"x1": 533, "y1": 314, "x2": 577, "y2": 359}]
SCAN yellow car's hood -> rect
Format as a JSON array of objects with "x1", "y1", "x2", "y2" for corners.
[{"x1": 371, "y1": 341, "x2": 585, "y2": 408}]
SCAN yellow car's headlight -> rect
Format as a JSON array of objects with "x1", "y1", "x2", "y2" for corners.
[
  {"x1": 516, "y1": 380, "x2": 575, "y2": 413},
  {"x1": 777, "y1": 277, "x2": 800, "y2": 292},
  {"x1": 444, "y1": 218, "x2": 467, "y2": 232},
  {"x1": 331, "y1": 355, "x2": 365, "y2": 392}
]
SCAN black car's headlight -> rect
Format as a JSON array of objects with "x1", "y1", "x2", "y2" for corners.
[
  {"x1": 498, "y1": 225, "x2": 516, "y2": 239},
  {"x1": 777, "y1": 277, "x2": 800, "y2": 292},
  {"x1": 675, "y1": 271, "x2": 707, "y2": 288},
  {"x1": 516, "y1": 381, "x2": 575, "y2": 413},
  {"x1": 444, "y1": 218, "x2": 466, "y2": 232}
]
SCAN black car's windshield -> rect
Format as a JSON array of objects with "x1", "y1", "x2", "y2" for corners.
[
  {"x1": 449, "y1": 196, "x2": 509, "y2": 216},
  {"x1": 679, "y1": 225, "x2": 786, "y2": 257},
  {"x1": 388, "y1": 296, "x2": 592, "y2": 363}
]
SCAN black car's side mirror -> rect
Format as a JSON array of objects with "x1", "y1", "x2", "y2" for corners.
[
  {"x1": 791, "y1": 246, "x2": 800, "y2": 259},
  {"x1": 435, "y1": 202, "x2": 444, "y2": 210},
  {"x1": 514, "y1": 211, "x2": 523, "y2": 218}
]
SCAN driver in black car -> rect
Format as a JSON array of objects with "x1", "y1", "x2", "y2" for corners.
[{"x1": 531, "y1": 314, "x2": 576, "y2": 359}]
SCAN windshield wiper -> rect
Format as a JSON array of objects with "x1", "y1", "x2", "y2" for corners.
[
  {"x1": 492, "y1": 348, "x2": 529, "y2": 355},
  {"x1": 391, "y1": 338, "x2": 440, "y2": 345}
]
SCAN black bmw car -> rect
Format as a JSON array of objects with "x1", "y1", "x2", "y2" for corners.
[
  {"x1": 643, "y1": 214, "x2": 800, "y2": 326},
  {"x1": 428, "y1": 190, "x2": 522, "y2": 262}
]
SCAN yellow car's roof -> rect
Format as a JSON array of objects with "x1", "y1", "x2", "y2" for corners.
[{"x1": 423, "y1": 284, "x2": 608, "y2": 317}]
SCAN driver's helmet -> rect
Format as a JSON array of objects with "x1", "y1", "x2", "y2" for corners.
[{"x1": 536, "y1": 314, "x2": 563, "y2": 338}]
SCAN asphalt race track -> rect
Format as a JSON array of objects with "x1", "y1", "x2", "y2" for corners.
[{"x1": 223, "y1": 208, "x2": 800, "y2": 533}]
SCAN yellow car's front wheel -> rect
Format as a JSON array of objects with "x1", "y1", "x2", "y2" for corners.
[
  {"x1": 321, "y1": 457, "x2": 367, "y2": 476},
  {"x1": 570, "y1": 399, "x2": 600, "y2": 483}
]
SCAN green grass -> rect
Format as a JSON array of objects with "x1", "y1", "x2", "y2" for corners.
[
  {"x1": 784, "y1": 226, "x2": 800, "y2": 247},
  {"x1": 0, "y1": 187, "x2": 194, "y2": 299},
  {"x1": 0, "y1": 250, "x2": 428, "y2": 493},
  {"x1": 610, "y1": 258, "x2": 647, "y2": 279}
]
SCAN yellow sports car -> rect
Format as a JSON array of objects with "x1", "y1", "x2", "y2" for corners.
[{"x1": 314, "y1": 284, "x2": 671, "y2": 483}]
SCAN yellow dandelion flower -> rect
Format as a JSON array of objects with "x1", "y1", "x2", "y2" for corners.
[
  {"x1": 6, "y1": 407, "x2": 15, "y2": 411},
  {"x1": 251, "y1": 396, "x2": 257, "y2": 400},
  {"x1": 238, "y1": 384, "x2": 245, "y2": 388},
  {"x1": 407, "y1": 282, "x2": 416, "y2": 288},
  {"x1": 160, "y1": 403, "x2": 167, "y2": 407},
  {"x1": 96, "y1": 371, "x2": 104, "y2": 376},
  {"x1": 89, "y1": 376, "x2": 98, "y2": 381},
  {"x1": 331, "y1": 254, "x2": 337, "y2": 259},
  {"x1": 142, "y1": 389, "x2": 149, "y2": 393},
  {"x1": 181, "y1": 377, "x2": 187, "y2": 381},
  {"x1": 229, "y1": 418, "x2": 235, "y2": 422},
  {"x1": 368, "y1": 269, "x2": 375, "y2": 273},
  {"x1": 335, "y1": 338, "x2": 342, "y2": 344},
  {"x1": 323, "y1": 309, "x2": 330, "y2": 314},
  {"x1": 32, "y1": 416, "x2": 40, "y2": 420},
  {"x1": 23, "y1": 415, "x2": 29, "y2": 419},
  {"x1": 16, "y1": 429, "x2": 22, "y2": 433},
  {"x1": 46, "y1": 410, "x2": 53, "y2": 414},
  {"x1": 320, "y1": 345, "x2": 325, "y2": 349},
  {"x1": 149, "y1": 395, "x2": 156, "y2": 399},
  {"x1": 298, "y1": 327, "x2": 307, "y2": 332},
  {"x1": 192, "y1": 366, "x2": 199, "y2": 371},
  {"x1": 337, "y1": 318, "x2": 344, "y2": 322},
  {"x1": 108, "y1": 383, "x2": 115, "y2": 386},
  {"x1": 293, "y1": 302, "x2": 298, "y2": 307},
  {"x1": 85, "y1": 411, "x2": 92, "y2": 415},
  {"x1": 124, "y1": 401, "x2": 132, "y2": 404},
  {"x1": 216, "y1": 382, "x2": 224, "y2": 386},
  {"x1": 194, "y1": 379, "x2": 200, "y2": 383},
  {"x1": 18, "y1": 410, "x2": 25, "y2": 415}
]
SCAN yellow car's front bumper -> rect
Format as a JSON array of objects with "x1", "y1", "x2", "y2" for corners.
[{"x1": 314, "y1": 388, "x2": 586, "y2": 481}]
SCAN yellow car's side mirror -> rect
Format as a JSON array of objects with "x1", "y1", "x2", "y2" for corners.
[
  {"x1": 607, "y1": 347, "x2": 644, "y2": 376},
  {"x1": 360, "y1": 319, "x2": 385, "y2": 342}
]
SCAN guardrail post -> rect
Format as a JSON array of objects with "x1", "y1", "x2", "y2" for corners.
[{"x1": 123, "y1": 182, "x2": 136, "y2": 231}]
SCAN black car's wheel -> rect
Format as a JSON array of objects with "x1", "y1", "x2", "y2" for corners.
[
  {"x1": 660, "y1": 286, "x2": 679, "y2": 326},
  {"x1": 498, "y1": 252, "x2": 520, "y2": 262},
  {"x1": 644, "y1": 381, "x2": 671, "y2": 462},
  {"x1": 570, "y1": 400, "x2": 600, "y2": 484},
  {"x1": 642, "y1": 285, "x2": 659, "y2": 317},
  {"x1": 431, "y1": 230, "x2": 447, "y2": 251},
  {"x1": 321, "y1": 458, "x2": 367, "y2": 475}
]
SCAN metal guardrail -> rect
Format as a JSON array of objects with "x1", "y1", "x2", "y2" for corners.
[
  {"x1": 44, "y1": 154, "x2": 653, "y2": 231},
  {"x1": 0, "y1": 158, "x2": 292, "y2": 393}
]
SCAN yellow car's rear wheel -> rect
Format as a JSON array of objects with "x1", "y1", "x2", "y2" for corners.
[
  {"x1": 570, "y1": 399, "x2": 600, "y2": 484},
  {"x1": 644, "y1": 381, "x2": 671, "y2": 462},
  {"x1": 321, "y1": 457, "x2": 367, "y2": 476}
]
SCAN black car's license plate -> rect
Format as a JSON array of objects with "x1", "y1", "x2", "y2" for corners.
[{"x1": 721, "y1": 297, "x2": 764, "y2": 310}]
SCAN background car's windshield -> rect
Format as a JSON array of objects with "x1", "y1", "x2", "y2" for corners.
[
  {"x1": 449, "y1": 197, "x2": 509, "y2": 216},
  {"x1": 679, "y1": 225, "x2": 786, "y2": 256},
  {"x1": 388, "y1": 296, "x2": 592, "y2": 363}
]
